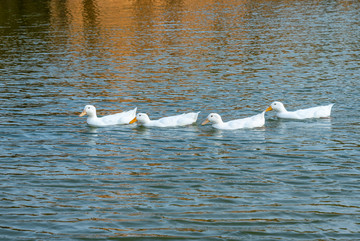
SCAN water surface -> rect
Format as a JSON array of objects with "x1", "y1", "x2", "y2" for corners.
[{"x1": 0, "y1": 0, "x2": 359, "y2": 240}]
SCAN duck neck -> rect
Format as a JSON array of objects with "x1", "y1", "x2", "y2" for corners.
[
  {"x1": 280, "y1": 106, "x2": 287, "y2": 113},
  {"x1": 215, "y1": 117, "x2": 224, "y2": 125},
  {"x1": 139, "y1": 117, "x2": 151, "y2": 125},
  {"x1": 87, "y1": 112, "x2": 98, "y2": 119}
]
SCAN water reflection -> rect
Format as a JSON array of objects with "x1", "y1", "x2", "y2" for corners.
[
  {"x1": 82, "y1": 0, "x2": 100, "y2": 27},
  {"x1": 42, "y1": 0, "x2": 358, "y2": 111}
]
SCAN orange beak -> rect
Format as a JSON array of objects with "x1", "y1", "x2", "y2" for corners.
[
  {"x1": 201, "y1": 119, "x2": 210, "y2": 125},
  {"x1": 129, "y1": 117, "x2": 137, "y2": 124},
  {"x1": 265, "y1": 106, "x2": 273, "y2": 112},
  {"x1": 79, "y1": 110, "x2": 86, "y2": 117}
]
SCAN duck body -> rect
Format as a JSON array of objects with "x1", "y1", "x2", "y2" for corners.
[
  {"x1": 79, "y1": 105, "x2": 137, "y2": 127},
  {"x1": 202, "y1": 111, "x2": 266, "y2": 130},
  {"x1": 266, "y1": 101, "x2": 334, "y2": 119},
  {"x1": 130, "y1": 112, "x2": 200, "y2": 127}
]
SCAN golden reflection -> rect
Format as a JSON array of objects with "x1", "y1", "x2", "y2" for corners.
[
  {"x1": 47, "y1": 0, "x2": 252, "y2": 106},
  {"x1": 83, "y1": 0, "x2": 100, "y2": 27},
  {"x1": 49, "y1": 0, "x2": 249, "y2": 67}
]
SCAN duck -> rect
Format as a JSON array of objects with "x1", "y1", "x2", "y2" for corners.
[
  {"x1": 266, "y1": 101, "x2": 334, "y2": 119},
  {"x1": 79, "y1": 105, "x2": 137, "y2": 127},
  {"x1": 202, "y1": 110, "x2": 267, "y2": 130},
  {"x1": 129, "y1": 112, "x2": 200, "y2": 127}
]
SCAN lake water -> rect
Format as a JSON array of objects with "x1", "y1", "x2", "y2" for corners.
[{"x1": 0, "y1": 0, "x2": 359, "y2": 240}]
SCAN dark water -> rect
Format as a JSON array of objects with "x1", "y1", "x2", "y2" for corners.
[{"x1": 1, "y1": 0, "x2": 359, "y2": 240}]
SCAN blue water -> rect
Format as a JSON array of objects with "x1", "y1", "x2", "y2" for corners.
[{"x1": 0, "y1": 0, "x2": 359, "y2": 240}]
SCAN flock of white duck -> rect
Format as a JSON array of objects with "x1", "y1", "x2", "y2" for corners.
[{"x1": 79, "y1": 102, "x2": 334, "y2": 130}]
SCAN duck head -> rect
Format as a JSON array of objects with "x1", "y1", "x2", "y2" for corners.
[
  {"x1": 130, "y1": 113, "x2": 151, "y2": 124},
  {"x1": 79, "y1": 105, "x2": 97, "y2": 117},
  {"x1": 202, "y1": 113, "x2": 223, "y2": 125},
  {"x1": 266, "y1": 101, "x2": 286, "y2": 112}
]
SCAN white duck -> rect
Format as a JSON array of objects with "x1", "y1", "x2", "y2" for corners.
[
  {"x1": 129, "y1": 112, "x2": 200, "y2": 127},
  {"x1": 266, "y1": 101, "x2": 334, "y2": 119},
  {"x1": 79, "y1": 105, "x2": 137, "y2": 127},
  {"x1": 202, "y1": 111, "x2": 267, "y2": 130}
]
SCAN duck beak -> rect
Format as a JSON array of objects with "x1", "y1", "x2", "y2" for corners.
[
  {"x1": 201, "y1": 119, "x2": 210, "y2": 125},
  {"x1": 129, "y1": 117, "x2": 137, "y2": 124},
  {"x1": 79, "y1": 110, "x2": 86, "y2": 117},
  {"x1": 265, "y1": 106, "x2": 273, "y2": 112}
]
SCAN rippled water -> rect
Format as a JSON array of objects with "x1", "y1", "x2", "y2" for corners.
[{"x1": 1, "y1": 0, "x2": 360, "y2": 240}]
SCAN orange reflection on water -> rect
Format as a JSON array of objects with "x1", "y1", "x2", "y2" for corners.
[
  {"x1": 49, "y1": 0, "x2": 249, "y2": 64},
  {"x1": 48, "y1": 0, "x2": 251, "y2": 106}
]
